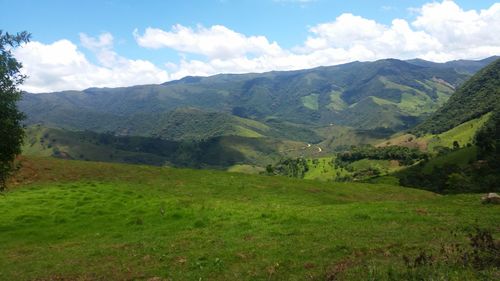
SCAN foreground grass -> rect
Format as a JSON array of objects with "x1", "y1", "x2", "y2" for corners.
[{"x1": 1, "y1": 157, "x2": 498, "y2": 280}]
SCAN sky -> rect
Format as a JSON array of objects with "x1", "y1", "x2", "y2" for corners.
[{"x1": 1, "y1": 0, "x2": 500, "y2": 93}]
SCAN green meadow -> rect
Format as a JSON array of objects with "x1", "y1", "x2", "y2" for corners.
[
  {"x1": 423, "y1": 112, "x2": 492, "y2": 152},
  {"x1": 1, "y1": 157, "x2": 498, "y2": 280}
]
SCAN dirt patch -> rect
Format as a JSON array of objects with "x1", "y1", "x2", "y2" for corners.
[
  {"x1": 376, "y1": 134, "x2": 428, "y2": 151},
  {"x1": 33, "y1": 273, "x2": 105, "y2": 281},
  {"x1": 325, "y1": 258, "x2": 357, "y2": 281},
  {"x1": 304, "y1": 262, "x2": 316, "y2": 269},
  {"x1": 415, "y1": 208, "x2": 429, "y2": 215},
  {"x1": 243, "y1": 235, "x2": 255, "y2": 241},
  {"x1": 173, "y1": 256, "x2": 187, "y2": 265},
  {"x1": 389, "y1": 160, "x2": 400, "y2": 168}
]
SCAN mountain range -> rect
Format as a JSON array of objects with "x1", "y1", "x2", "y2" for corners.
[
  {"x1": 20, "y1": 57, "x2": 497, "y2": 136},
  {"x1": 19, "y1": 56, "x2": 499, "y2": 171}
]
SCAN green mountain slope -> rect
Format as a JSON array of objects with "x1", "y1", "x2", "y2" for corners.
[
  {"x1": 421, "y1": 113, "x2": 492, "y2": 152},
  {"x1": 396, "y1": 59, "x2": 500, "y2": 193},
  {"x1": 412, "y1": 58, "x2": 500, "y2": 135},
  {"x1": 21, "y1": 105, "x2": 323, "y2": 143},
  {"x1": 134, "y1": 108, "x2": 271, "y2": 140},
  {"x1": 20, "y1": 58, "x2": 492, "y2": 134},
  {"x1": 380, "y1": 113, "x2": 492, "y2": 152},
  {"x1": 22, "y1": 125, "x2": 310, "y2": 168},
  {"x1": 406, "y1": 56, "x2": 499, "y2": 75}
]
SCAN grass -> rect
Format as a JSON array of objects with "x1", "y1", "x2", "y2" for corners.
[
  {"x1": 327, "y1": 91, "x2": 347, "y2": 111},
  {"x1": 379, "y1": 113, "x2": 492, "y2": 153},
  {"x1": 421, "y1": 145, "x2": 478, "y2": 174},
  {"x1": 348, "y1": 159, "x2": 401, "y2": 174},
  {"x1": 227, "y1": 164, "x2": 265, "y2": 174},
  {"x1": 22, "y1": 125, "x2": 170, "y2": 165},
  {"x1": 423, "y1": 112, "x2": 491, "y2": 152},
  {"x1": 379, "y1": 77, "x2": 440, "y2": 115},
  {"x1": 303, "y1": 157, "x2": 349, "y2": 181},
  {"x1": 233, "y1": 125, "x2": 264, "y2": 138},
  {"x1": 1, "y1": 157, "x2": 498, "y2": 280},
  {"x1": 302, "y1": 156, "x2": 403, "y2": 182},
  {"x1": 316, "y1": 125, "x2": 386, "y2": 152},
  {"x1": 301, "y1": 93, "x2": 319, "y2": 110},
  {"x1": 22, "y1": 126, "x2": 312, "y2": 169}
]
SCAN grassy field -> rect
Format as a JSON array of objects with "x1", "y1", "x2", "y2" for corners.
[
  {"x1": 421, "y1": 146, "x2": 478, "y2": 174},
  {"x1": 379, "y1": 113, "x2": 491, "y2": 153},
  {"x1": 302, "y1": 157, "x2": 401, "y2": 182},
  {"x1": 303, "y1": 158, "x2": 349, "y2": 181},
  {"x1": 422, "y1": 112, "x2": 492, "y2": 152},
  {"x1": 1, "y1": 157, "x2": 498, "y2": 280},
  {"x1": 227, "y1": 164, "x2": 265, "y2": 174}
]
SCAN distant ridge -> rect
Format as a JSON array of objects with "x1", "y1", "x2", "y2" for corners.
[
  {"x1": 19, "y1": 57, "x2": 494, "y2": 138},
  {"x1": 406, "y1": 56, "x2": 499, "y2": 74}
]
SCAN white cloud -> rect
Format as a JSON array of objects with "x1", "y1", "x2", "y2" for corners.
[
  {"x1": 80, "y1": 32, "x2": 113, "y2": 49},
  {"x1": 300, "y1": 15, "x2": 441, "y2": 59},
  {"x1": 134, "y1": 25, "x2": 283, "y2": 60},
  {"x1": 300, "y1": 0, "x2": 500, "y2": 62},
  {"x1": 411, "y1": 0, "x2": 500, "y2": 61},
  {"x1": 135, "y1": 0, "x2": 500, "y2": 81},
  {"x1": 14, "y1": 1, "x2": 500, "y2": 92},
  {"x1": 14, "y1": 34, "x2": 169, "y2": 93}
]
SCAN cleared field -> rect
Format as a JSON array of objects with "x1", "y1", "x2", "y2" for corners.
[{"x1": 0, "y1": 157, "x2": 498, "y2": 280}]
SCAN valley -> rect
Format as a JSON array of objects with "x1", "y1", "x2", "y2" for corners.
[
  {"x1": 21, "y1": 58, "x2": 497, "y2": 136},
  {"x1": 2, "y1": 1, "x2": 500, "y2": 280},
  {"x1": 18, "y1": 57, "x2": 500, "y2": 193},
  {"x1": 4, "y1": 54, "x2": 500, "y2": 280}
]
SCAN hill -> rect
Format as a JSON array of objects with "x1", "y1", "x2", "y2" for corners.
[
  {"x1": 284, "y1": 55, "x2": 500, "y2": 191},
  {"x1": 20, "y1": 58, "x2": 494, "y2": 135},
  {"x1": 400, "y1": 110, "x2": 500, "y2": 193},
  {"x1": 406, "y1": 56, "x2": 499, "y2": 75},
  {"x1": 396, "y1": 59, "x2": 500, "y2": 193},
  {"x1": 1, "y1": 156, "x2": 498, "y2": 280},
  {"x1": 22, "y1": 125, "x2": 313, "y2": 168},
  {"x1": 379, "y1": 113, "x2": 492, "y2": 152},
  {"x1": 145, "y1": 108, "x2": 323, "y2": 143},
  {"x1": 412, "y1": 58, "x2": 500, "y2": 135}
]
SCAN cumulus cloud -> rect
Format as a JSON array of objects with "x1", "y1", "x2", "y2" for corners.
[
  {"x1": 14, "y1": 34, "x2": 169, "y2": 93},
  {"x1": 14, "y1": 0, "x2": 500, "y2": 92},
  {"x1": 301, "y1": 0, "x2": 500, "y2": 62},
  {"x1": 411, "y1": 0, "x2": 500, "y2": 61},
  {"x1": 134, "y1": 24, "x2": 283, "y2": 59},
  {"x1": 80, "y1": 32, "x2": 113, "y2": 49},
  {"x1": 301, "y1": 14, "x2": 442, "y2": 60},
  {"x1": 135, "y1": 0, "x2": 500, "y2": 81}
]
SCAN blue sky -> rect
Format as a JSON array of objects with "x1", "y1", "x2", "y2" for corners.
[{"x1": 1, "y1": 0, "x2": 500, "y2": 92}]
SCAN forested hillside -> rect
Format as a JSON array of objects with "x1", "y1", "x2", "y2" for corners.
[
  {"x1": 22, "y1": 125, "x2": 312, "y2": 168},
  {"x1": 413, "y1": 58, "x2": 500, "y2": 135},
  {"x1": 20, "y1": 58, "x2": 492, "y2": 136},
  {"x1": 398, "y1": 59, "x2": 500, "y2": 193}
]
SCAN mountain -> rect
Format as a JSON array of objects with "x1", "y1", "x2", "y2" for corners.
[
  {"x1": 406, "y1": 56, "x2": 499, "y2": 75},
  {"x1": 396, "y1": 58, "x2": 500, "y2": 193},
  {"x1": 20, "y1": 58, "x2": 495, "y2": 136},
  {"x1": 412, "y1": 58, "x2": 500, "y2": 135}
]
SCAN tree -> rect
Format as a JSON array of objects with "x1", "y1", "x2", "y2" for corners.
[{"x1": 0, "y1": 31, "x2": 30, "y2": 191}]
